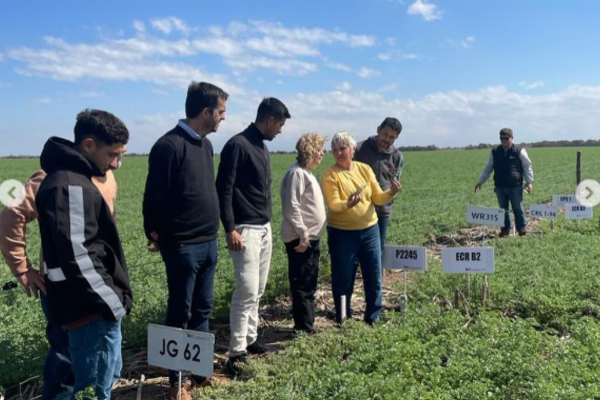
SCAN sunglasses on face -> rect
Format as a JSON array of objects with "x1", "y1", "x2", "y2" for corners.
[{"x1": 500, "y1": 136, "x2": 511, "y2": 141}]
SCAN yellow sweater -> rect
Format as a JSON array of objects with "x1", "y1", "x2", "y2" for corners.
[{"x1": 321, "y1": 162, "x2": 394, "y2": 231}]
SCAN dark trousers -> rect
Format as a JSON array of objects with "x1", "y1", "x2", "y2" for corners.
[
  {"x1": 495, "y1": 186, "x2": 527, "y2": 230},
  {"x1": 377, "y1": 215, "x2": 390, "y2": 261},
  {"x1": 285, "y1": 239, "x2": 320, "y2": 333},
  {"x1": 160, "y1": 240, "x2": 217, "y2": 386},
  {"x1": 327, "y1": 225, "x2": 382, "y2": 324},
  {"x1": 40, "y1": 293, "x2": 74, "y2": 399}
]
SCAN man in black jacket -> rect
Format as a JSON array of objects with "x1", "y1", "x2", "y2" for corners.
[
  {"x1": 36, "y1": 109, "x2": 131, "y2": 400},
  {"x1": 354, "y1": 117, "x2": 403, "y2": 260},
  {"x1": 475, "y1": 128, "x2": 534, "y2": 236},
  {"x1": 217, "y1": 97, "x2": 291, "y2": 376},
  {"x1": 143, "y1": 81, "x2": 227, "y2": 399}
]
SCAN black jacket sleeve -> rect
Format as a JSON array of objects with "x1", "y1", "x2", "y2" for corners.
[
  {"x1": 216, "y1": 140, "x2": 243, "y2": 233},
  {"x1": 143, "y1": 139, "x2": 178, "y2": 240}
]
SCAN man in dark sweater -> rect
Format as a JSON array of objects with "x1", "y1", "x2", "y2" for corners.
[
  {"x1": 475, "y1": 128, "x2": 534, "y2": 237},
  {"x1": 354, "y1": 117, "x2": 404, "y2": 260},
  {"x1": 36, "y1": 109, "x2": 132, "y2": 400},
  {"x1": 143, "y1": 81, "x2": 227, "y2": 399},
  {"x1": 217, "y1": 97, "x2": 291, "y2": 376}
]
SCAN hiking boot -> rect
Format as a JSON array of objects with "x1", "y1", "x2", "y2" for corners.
[
  {"x1": 168, "y1": 381, "x2": 192, "y2": 400},
  {"x1": 223, "y1": 353, "x2": 247, "y2": 377},
  {"x1": 498, "y1": 229, "x2": 510, "y2": 238},
  {"x1": 518, "y1": 229, "x2": 527, "y2": 236},
  {"x1": 246, "y1": 340, "x2": 267, "y2": 355}
]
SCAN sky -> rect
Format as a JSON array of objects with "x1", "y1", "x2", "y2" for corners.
[{"x1": 1, "y1": 0, "x2": 599, "y2": 156}]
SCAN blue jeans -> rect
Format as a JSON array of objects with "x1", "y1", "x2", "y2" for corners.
[
  {"x1": 377, "y1": 215, "x2": 390, "y2": 261},
  {"x1": 495, "y1": 186, "x2": 527, "y2": 231},
  {"x1": 62, "y1": 317, "x2": 122, "y2": 400},
  {"x1": 327, "y1": 225, "x2": 382, "y2": 324},
  {"x1": 40, "y1": 294, "x2": 74, "y2": 400},
  {"x1": 160, "y1": 240, "x2": 217, "y2": 385}
]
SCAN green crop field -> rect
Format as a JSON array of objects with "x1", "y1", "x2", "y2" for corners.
[{"x1": 2, "y1": 147, "x2": 600, "y2": 399}]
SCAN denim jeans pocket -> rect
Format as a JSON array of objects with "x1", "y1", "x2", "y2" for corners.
[{"x1": 68, "y1": 319, "x2": 101, "y2": 353}]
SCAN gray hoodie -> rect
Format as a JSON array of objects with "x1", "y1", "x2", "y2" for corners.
[{"x1": 354, "y1": 136, "x2": 403, "y2": 217}]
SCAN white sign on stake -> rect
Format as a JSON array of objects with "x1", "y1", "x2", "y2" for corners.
[
  {"x1": 466, "y1": 206, "x2": 505, "y2": 227},
  {"x1": 383, "y1": 246, "x2": 427, "y2": 271},
  {"x1": 564, "y1": 203, "x2": 593, "y2": 219},
  {"x1": 147, "y1": 324, "x2": 214, "y2": 377},
  {"x1": 442, "y1": 247, "x2": 495, "y2": 273},
  {"x1": 529, "y1": 204, "x2": 559, "y2": 220},
  {"x1": 552, "y1": 195, "x2": 578, "y2": 207}
]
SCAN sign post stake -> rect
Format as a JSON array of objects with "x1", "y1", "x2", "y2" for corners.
[
  {"x1": 340, "y1": 295, "x2": 346, "y2": 324},
  {"x1": 178, "y1": 371, "x2": 182, "y2": 400},
  {"x1": 399, "y1": 269, "x2": 408, "y2": 323}
]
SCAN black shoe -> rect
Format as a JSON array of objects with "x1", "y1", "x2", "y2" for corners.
[
  {"x1": 499, "y1": 229, "x2": 510, "y2": 238},
  {"x1": 246, "y1": 340, "x2": 267, "y2": 355},
  {"x1": 518, "y1": 229, "x2": 527, "y2": 236},
  {"x1": 223, "y1": 353, "x2": 247, "y2": 377}
]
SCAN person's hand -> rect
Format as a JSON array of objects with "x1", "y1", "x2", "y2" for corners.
[
  {"x1": 347, "y1": 192, "x2": 361, "y2": 208},
  {"x1": 389, "y1": 179, "x2": 402, "y2": 195},
  {"x1": 147, "y1": 231, "x2": 159, "y2": 252},
  {"x1": 17, "y1": 266, "x2": 46, "y2": 298},
  {"x1": 227, "y1": 230, "x2": 244, "y2": 251},
  {"x1": 294, "y1": 237, "x2": 311, "y2": 253},
  {"x1": 524, "y1": 183, "x2": 533, "y2": 193},
  {"x1": 474, "y1": 183, "x2": 482, "y2": 192}
]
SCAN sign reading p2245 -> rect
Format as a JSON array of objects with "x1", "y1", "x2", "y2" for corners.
[{"x1": 383, "y1": 246, "x2": 427, "y2": 271}]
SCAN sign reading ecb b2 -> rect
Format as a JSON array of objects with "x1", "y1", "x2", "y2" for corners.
[
  {"x1": 383, "y1": 246, "x2": 427, "y2": 271},
  {"x1": 147, "y1": 324, "x2": 214, "y2": 377},
  {"x1": 442, "y1": 247, "x2": 495, "y2": 273}
]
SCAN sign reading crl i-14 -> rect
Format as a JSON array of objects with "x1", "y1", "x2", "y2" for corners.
[
  {"x1": 529, "y1": 204, "x2": 558, "y2": 220},
  {"x1": 466, "y1": 206, "x2": 505, "y2": 227},
  {"x1": 552, "y1": 195, "x2": 578, "y2": 207},
  {"x1": 147, "y1": 324, "x2": 214, "y2": 377},
  {"x1": 442, "y1": 247, "x2": 495, "y2": 273},
  {"x1": 383, "y1": 246, "x2": 427, "y2": 271},
  {"x1": 564, "y1": 203, "x2": 593, "y2": 219}
]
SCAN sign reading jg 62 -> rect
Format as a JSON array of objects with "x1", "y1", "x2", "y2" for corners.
[{"x1": 147, "y1": 324, "x2": 215, "y2": 377}]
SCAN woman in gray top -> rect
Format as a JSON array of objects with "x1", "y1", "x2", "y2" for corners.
[{"x1": 280, "y1": 133, "x2": 327, "y2": 334}]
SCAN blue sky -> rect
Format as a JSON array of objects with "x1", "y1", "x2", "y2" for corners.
[{"x1": 1, "y1": 0, "x2": 599, "y2": 156}]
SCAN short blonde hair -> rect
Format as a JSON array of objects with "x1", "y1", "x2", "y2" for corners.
[
  {"x1": 331, "y1": 131, "x2": 356, "y2": 151},
  {"x1": 296, "y1": 133, "x2": 327, "y2": 167}
]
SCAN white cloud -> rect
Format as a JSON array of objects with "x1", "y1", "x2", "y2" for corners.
[
  {"x1": 245, "y1": 36, "x2": 320, "y2": 57},
  {"x1": 446, "y1": 36, "x2": 475, "y2": 49},
  {"x1": 249, "y1": 21, "x2": 375, "y2": 47},
  {"x1": 0, "y1": 52, "x2": 4, "y2": 61},
  {"x1": 519, "y1": 81, "x2": 545, "y2": 90},
  {"x1": 152, "y1": 89, "x2": 170, "y2": 96},
  {"x1": 34, "y1": 96, "x2": 52, "y2": 104},
  {"x1": 225, "y1": 56, "x2": 318, "y2": 76},
  {"x1": 82, "y1": 91, "x2": 103, "y2": 98},
  {"x1": 378, "y1": 83, "x2": 398, "y2": 93},
  {"x1": 133, "y1": 20, "x2": 145, "y2": 33},
  {"x1": 335, "y1": 81, "x2": 352, "y2": 91},
  {"x1": 378, "y1": 50, "x2": 419, "y2": 61},
  {"x1": 150, "y1": 17, "x2": 193, "y2": 35},
  {"x1": 408, "y1": 0, "x2": 443, "y2": 21},
  {"x1": 324, "y1": 59, "x2": 353, "y2": 73},
  {"x1": 357, "y1": 67, "x2": 381, "y2": 79}
]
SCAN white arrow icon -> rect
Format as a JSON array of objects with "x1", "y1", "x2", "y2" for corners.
[
  {"x1": 576, "y1": 179, "x2": 600, "y2": 207},
  {"x1": 0, "y1": 179, "x2": 26, "y2": 208}
]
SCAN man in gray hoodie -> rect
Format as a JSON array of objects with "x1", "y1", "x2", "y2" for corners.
[{"x1": 354, "y1": 117, "x2": 403, "y2": 259}]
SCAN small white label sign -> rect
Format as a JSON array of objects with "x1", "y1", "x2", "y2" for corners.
[
  {"x1": 383, "y1": 246, "x2": 427, "y2": 271},
  {"x1": 148, "y1": 324, "x2": 214, "y2": 377},
  {"x1": 552, "y1": 195, "x2": 578, "y2": 207},
  {"x1": 564, "y1": 203, "x2": 593, "y2": 219},
  {"x1": 529, "y1": 204, "x2": 558, "y2": 220},
  {"x1": 442, "y1": 247, "x2": 495, "y2": 273},
  {"x1": 466, "y1": 206, "x2": 505, "y2": 227}
]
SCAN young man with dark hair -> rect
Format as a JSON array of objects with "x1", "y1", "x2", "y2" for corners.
[
  {"x1": 35, "y1": 109, "x2": 132, "y2": 400},
  {"x1": 143, "y1": 81, "x2": 228, "y2": 400},
  {"x1": 217, "y1": 97, "x2": 291, "y2": 376},
  {"x1": 475, "y1": 127, "x2": 534, "y2": 236},
  {"x1": 354, "y1": 117, "x2": 404, "y2": 259}
]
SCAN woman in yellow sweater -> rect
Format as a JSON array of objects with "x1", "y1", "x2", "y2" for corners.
[{"x1": 321, "y1": 131, "x2": 401, "y2": 324}]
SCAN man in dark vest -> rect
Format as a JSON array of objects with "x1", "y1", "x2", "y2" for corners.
[{"x1": 474, "y1": 128, "x2": 534, "y2": 237}]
